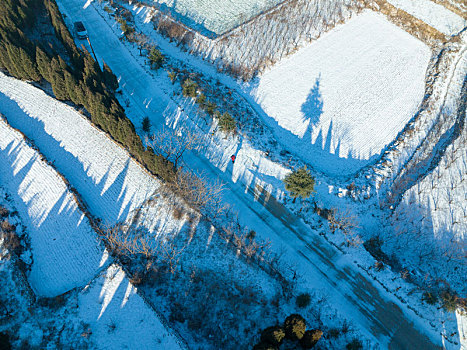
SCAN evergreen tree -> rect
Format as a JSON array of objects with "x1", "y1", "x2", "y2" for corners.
[
  {"x1": 218, "y1": 112, "x2": 236, "y2": 135},
  {"x1": 283, "y1": 167, "x2": 315, "y2": 203},
  {"x1": 148, "y1": 47, "x2": 164, "y2": 70},
  {"x1": 102, "y1": 62, "x2": 119, "y2": 91},
  {"x1": 35, "y1": 46, "x2": 52, "y2": 81}
]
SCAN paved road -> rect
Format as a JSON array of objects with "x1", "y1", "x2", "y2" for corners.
[{"x1": 55, "y1": 0, "x2": 444, "y2": 348}]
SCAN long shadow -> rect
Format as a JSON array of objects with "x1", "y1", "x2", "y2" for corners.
[
  {"x1": 300, "y1": 78, "x2": 323, "y2": 129},
  {"x1": 390, "y1": 191, "x2": 466, "y2": 297},
  {"x1": 248, "y1": 76, "x2": 372, "y2": 178},
  {"x1": 0, "y1": 92, "x2": 134, "y2": 225},
  {"x1": 0, "y1": 134, "x2": 103, "y2": 297}
]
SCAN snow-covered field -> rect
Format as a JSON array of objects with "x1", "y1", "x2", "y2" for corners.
[
  {"x1": 249, "y1": 11, "x2": 431, "y2": 176},
  {"x1": 78, "y1": 264, "x2": 182, "y2": 349},
  {"x1": 0, "y1": 74, "x2": 185, "y2": 348},
  {"x1": 0, "y1": 118, "x2": 103, "y2": 297},
  {"x1": 149, "y1": 0, "x2": 283, "y2": 35},
  {"x1": 386, "y1": 0, "x2": 467, "y2": 35},
  {"x1": 0, "y1": 72, "x2": 168, "y2": 229}
]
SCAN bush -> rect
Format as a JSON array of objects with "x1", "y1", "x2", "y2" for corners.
[
  {"x1": 142, "y1": 116, "x2": 151, "y2": 133},
  {"x1": 441, "y1": 290, "x2": 458, "y2": 313},
  {"x1": 205, "y1": 101, "x2": 216, "y2": 116},
  {"x1": 284, "y1": 314, "x2": 306, "y2": 340},
  {"x1": 168, "y1": 71, "x2": 177, "y2": 83},
  {"x1": 196, "y1": 93, "x2": 206, "y2": 108},
  {"x1": 327, "y1": 327, "x2": 340, "y2": 339},
  {"x1": 252, "y1": 342, "x2": 278, "y2": 350},
  {"x1": 300, "y1": 329, "x2": 323, "y2": 349},
  {"x1": 1, "y1": 220, "x2": 15, "y2": 233},
  {"x1": 346, "y1": 338, "x2": 363, "y2": 350},
  {"x1": 0, "y1": 207, "x2": 9, "y2": 218},
  {"x1": 118, "y1": 18, "x2": 134, "y2": 36},
  {"x1": 148, "y1": 47, "x2": 164, "y2": 70},
  {"x1": 218, "y1": 112, "x2": 236, "y2": 135},
  {"x1": 296, "y1": 293, "x2": 311, "y2": 308},
  {"x1": 0, "y1": 332, "x2": 11, "y2": 350},
  {"x1": 182, "y1": 79, "x2": 198, "y2": 98},
  {"x1": 422, "y1": 291, "x2": 438, "y2": 305},
  {"x1": 260, "y1": 326, "x2": 285, "y2": 346}
]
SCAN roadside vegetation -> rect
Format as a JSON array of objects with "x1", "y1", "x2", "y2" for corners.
[{"x1": 0, "y1": 0, "x2": 174, "y2": 182}]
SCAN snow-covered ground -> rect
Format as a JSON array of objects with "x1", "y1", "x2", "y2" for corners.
[
  {"x1": 249, "y1": 11, "x2": 431, "y2": 176},
  {"x1": 0, "y1": 75, "x2": 185, "y2": 349},
  {"x1": 78, "y1": 264, "x2": 182, "y2": 349},
  {"x1": 0, "y1": 72, "x2": 168, "y2": 229},
  {"x1": 0, "y1": 117, "x2": 103, "y2": 297},
  {"x1": 386, "y1": 0, "x2": 467, "y2": 36},
  {"x1": 148, "y1": 0, "x2": 282, "y2": 35},
  {"x1": 51, "y1": 1, "x2": 455, "y2": 347}
]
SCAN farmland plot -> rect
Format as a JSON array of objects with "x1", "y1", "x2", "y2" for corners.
[
  {"x1": 0, "y1": 118, "x2": 103, "y2": 297},
  {"x1": 149, "y1": 0, "x2": 283, "y2": 35},
  {"x1": 386, "y1": 0, "x2": 467, "y2": 36},
  {"x1": 250, "y1": 11, "x2": 431, "y2": 176}
]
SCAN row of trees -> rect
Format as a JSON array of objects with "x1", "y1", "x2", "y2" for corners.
[{"x1": 0, "y1": 0, "x2": 175, "y2": 182}]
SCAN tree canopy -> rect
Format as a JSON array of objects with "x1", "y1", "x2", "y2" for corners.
[{"x1": 283, "y1": 167, "x2": 315, "y2": 202}]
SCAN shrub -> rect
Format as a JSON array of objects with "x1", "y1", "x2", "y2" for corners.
[
  {"x1": 247, "y1": 230, "x2": 256, "y2": 240},
  {"x1": 252, "y1": 342, "x2": 278, "y2": 350},
  {"x1": 196, "y1": 93, "x2": 206, "y2": 108},
  {"x1": 0, "y1": 332, "x2": 11, "y2": 350},
  {"x1": 168, "y1": 71, "x2": 177, "y2": 83},
  {"x1": 327, "y1": 327, "x2": 340, "y2": 339},
  {"x1": 148, "y1": 47, "x2": 164, "y2": 70},
  {"x1": 260, "y1": 326, "x2": 285, "y2": 346},
  {"x1": 142, "y1": 116, "x2": 151, "y2": 133},
  {"x1": 441, "y1": 290, "x2": 458, "y2": 313},
  {"x1": 2, "y1": 231, "x2": 21, "y2": 254},
  {"x1": 346, "y1": 338, "x2": 363, "y2": 350},
  {"x1": 283, "y1": 167, "x2": 315, "y2": 203},
  {"x1": 218, "y1": 112, "x2": 236, "y2": 135},
  {"x1": 182, "y1": 79, "x2": 198, "y2": 98},
  {"x1": 0, "y1": 207, "x2": 9, "y2": 218},
  {"x1": 300, "y1": 329, "x2": 323, "y2": 349},
  {"x1": 422, "y1": 291, "x2": 438, "y2": 305},
  {"x1": 205, "y1": 101, "x2": 216, "y2": 116},
  {"x1": 118, "y1": 18, "x2": 134, "y2": 36},
  {"x1": 296, "y1": 293, "x2": 311, "y2": 308},
  {"x1": 284, "y1": 314, "x2": 306, "y2": 340},
  {"x1": 1, "y1": 220, "x2": 15, "y2": 233}
]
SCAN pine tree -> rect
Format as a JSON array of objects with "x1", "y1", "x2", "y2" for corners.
[
  {"x1": 102, "y1": 62, "x2": 119, "y2": 92},
  {"x1": 35, "y1": 46, "x2": 51, "y2": 81},
  {"x1": 148, "y1": 47, "x2": 164, "y2": 70},
  {"x1": 283, "y1": 167, "x2": 315, "y2": 203}
]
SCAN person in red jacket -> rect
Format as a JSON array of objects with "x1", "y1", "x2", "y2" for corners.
[{"x1": 231, "y1": 155, "x2": 236, "y2": 163}]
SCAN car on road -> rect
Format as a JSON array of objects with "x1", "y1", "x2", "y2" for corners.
[{"x1": 74, "y1": 21, "x2": 87, "y2": 39}]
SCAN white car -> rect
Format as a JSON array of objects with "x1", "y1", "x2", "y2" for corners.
[{"x1": 74, "y1": 21, "x2": 88, "y2": 39}]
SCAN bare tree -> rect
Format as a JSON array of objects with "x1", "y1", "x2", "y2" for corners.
[
  {"x1": 168, "y1": 168, "x2": 228, "y2": 218},
  {"x1": 146, "y1": 127, "x2": 200, "y2": 168}
]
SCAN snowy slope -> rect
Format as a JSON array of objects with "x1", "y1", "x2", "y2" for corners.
[
  {"x1": 79, "y1": 264, "x2": 181, "y2": 349},
  {"x1": 0, "y1": 72, "x2": 177, "y2": 233},
  {"x1": 386, "y1": 0, "x2": 467, "y2": 35},
  {"x1": 250, "y1": 11, "x2": 431, "y2": 176},
  {"x1": 148, "y1": 0, "x2": 283, "y2": 35},
  {"x1": 0, "y1": 118, "x2": 103, "y2": 297}
]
